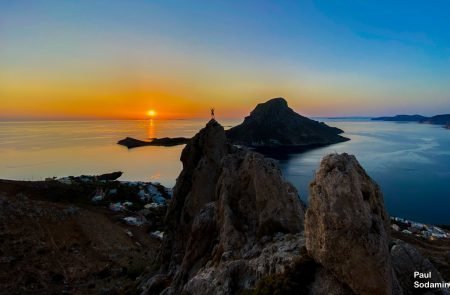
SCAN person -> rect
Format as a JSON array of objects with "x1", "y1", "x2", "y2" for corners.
[{"x1": 210, "y1": 108, "x2": 215, "y2": 119}]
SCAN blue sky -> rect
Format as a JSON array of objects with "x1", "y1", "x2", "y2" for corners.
[{"x1": 1, "y1": 0, "x2": 449, "y2": 119}]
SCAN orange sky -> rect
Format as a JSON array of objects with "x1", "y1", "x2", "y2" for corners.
[{"x1": 2, "y1": 1, "x2": 449, "y2": 120}]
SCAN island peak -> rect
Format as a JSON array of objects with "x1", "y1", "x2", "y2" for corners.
[{"x1": 226, "y1": 97, "x2": 349, "y2": 149}]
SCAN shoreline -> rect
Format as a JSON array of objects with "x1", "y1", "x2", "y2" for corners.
[{"x1": 1, "y1": 176, "x2": 448, "y2": 238}]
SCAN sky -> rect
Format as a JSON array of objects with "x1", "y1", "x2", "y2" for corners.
[{"x1": 1, "y1": 0, "x2": 450, "y2": 120}]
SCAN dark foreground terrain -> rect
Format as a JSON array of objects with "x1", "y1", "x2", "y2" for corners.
[{"x1": 0, "y1": 177, "x2": 169, "y2": 294}]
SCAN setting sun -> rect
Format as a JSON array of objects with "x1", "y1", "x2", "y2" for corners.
[{"x1": 147, "y1": 110, "x2": 157, "y2": 118}]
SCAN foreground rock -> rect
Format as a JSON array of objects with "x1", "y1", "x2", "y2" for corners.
[
  {"x1": 118, "y1": 137, "x2": 190, "y2": 148},
  {"x1": 149, "y1": 119, "x2": 306, "y2": 294},
  {"x1": 306, "y1": 153, "x2": 398, "y2": 295},
  {"x1": 226, "y1": 97, "x2": 348, "y2": 149}
]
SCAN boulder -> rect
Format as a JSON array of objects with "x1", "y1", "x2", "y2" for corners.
[{"x1": 305, "y1": 153, "x2": 398, "y2": 295}]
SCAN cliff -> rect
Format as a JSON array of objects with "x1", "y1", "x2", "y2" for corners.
[
  {"x1": 226, "y1": 97, "x2": 349, "y2": 149},
  {"x1": 146, "y1": 119, "x2": 306, "y2": 294}
]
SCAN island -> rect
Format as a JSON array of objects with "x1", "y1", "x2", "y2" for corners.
[
  {"x1": 421, "y1": 114, "x2": 450, "y2": 125},
  {"x1": 117, "y1": 136, "x2": 190, "y2": 148},
  {"x1": 226, "y1": 97, "x2": 349, "y2": 150},
  {"x1": 371, "y1": 114, "x2": 428, "y2": 122},
  {"x1": 372, "y1": 114, "x2": 450, "y2": 127}
]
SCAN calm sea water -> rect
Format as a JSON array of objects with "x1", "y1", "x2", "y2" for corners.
[{"x1": 1, "y1": 119, "x2": 449, "y2": 224}]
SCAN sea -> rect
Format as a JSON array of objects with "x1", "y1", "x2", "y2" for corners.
[{"x1": 1, "y1": 118, "x2": 449, "y2": 224}]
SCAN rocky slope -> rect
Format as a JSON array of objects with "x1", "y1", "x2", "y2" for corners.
[
  {"x1": 226, "y1": 97, "x2": 348, "y2": 149},
  {"x1": 0, "y1": 192, "x2": 160, "y2": 294},
  {"x1": 0, "y1": 176, "x2": 171, "y2": 294},
  {"x1": 141, "y1": 121, "x2": 448, "y2": 295},
  {"x1": 145, "y1": 119, "x2": 306, "y2": 294}
]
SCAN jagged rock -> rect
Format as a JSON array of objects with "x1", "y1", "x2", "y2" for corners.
[
  {"x1": 182, "y1": 233, "x2": 306, "y2": 295},
  {"x1": 156, "y1": 119, "x2": 305, "y2": 294},
  {"x1": 305, "y1": 153, "x2": 398, "y2": 295},
  {"x1": 226, "y1": 97, "x2": 348, "y2": 148},
  {"x1": 309, "y1": 267, "x2": 355, "y2": 295},
  {"x1": 391, "y1": 240, "x2": 449, "y2": 295},
  {"x1": 160, "y1": 119, "x2": 230, "y2": 275}
]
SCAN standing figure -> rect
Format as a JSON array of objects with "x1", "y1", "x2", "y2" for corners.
[{"x1": 210, "y1": 108, "x2": 215, "y2": 119}]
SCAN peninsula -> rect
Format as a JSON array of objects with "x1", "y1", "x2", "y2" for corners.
[{"x1": 117, "y1": 137, "x2": 190, "y2": 149}]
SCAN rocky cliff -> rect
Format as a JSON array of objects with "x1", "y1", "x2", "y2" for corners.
[
  {"x1": 150, "y1": 119, "x2": 305, "y2": 294},
  {"x1": 142, "y1": 121, "x2": 447, "y2": 295},
  {"x1": 306, "y1": 153, "x2": 399, "y2": 295},
  {"x1": 226, "y1": 97, "x2": 348, "y2": 148}
]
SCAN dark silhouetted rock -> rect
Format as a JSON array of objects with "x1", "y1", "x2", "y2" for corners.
[
  {"x1": 226, "y1": 97, "x2": 348, "y2": 149},
  {"x1": 421, "y1": 114, "x2": 450, "y2": 125},
  {"x1": 305, "y1": 153, "x2": 399, "y2": 295},
  {"x1": 96, "y1": 171, "x2": 123, "y2": 181},
  {"x1": 117, "y1": 137, "x2": 190, "y2": 148}
]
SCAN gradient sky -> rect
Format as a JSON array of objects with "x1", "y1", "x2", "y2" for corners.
[{"x1": 1, "y1": 0, "x2": 450, "y2": 120}]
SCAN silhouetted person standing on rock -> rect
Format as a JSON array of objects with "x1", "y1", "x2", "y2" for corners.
[{"x1": 211, "y1": 108, "x2": 215, "y2": 120}]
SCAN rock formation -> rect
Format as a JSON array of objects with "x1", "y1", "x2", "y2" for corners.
[
  {"x1": 226, "y1": 97, "x2": 348, "y2": 148},
  {"x1": 141, "y1": 122, "x2": 447, "y2": 295},
  {"x1": 153, "y1": 119, "x2": 306, "y2": 294},
  {"x1": 305, "y1": 153, "x2": 398, "y2": 295}
]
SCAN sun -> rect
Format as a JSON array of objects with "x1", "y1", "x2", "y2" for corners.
[{"x1": 147, "y1": 110, "x2": 157, "y2": 118}]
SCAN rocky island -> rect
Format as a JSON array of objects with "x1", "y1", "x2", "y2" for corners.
[
  {"x1": 226, "y1": 97, "x2": 349, "y2": 151},
  {"x1": 118, "y1": 137, "x2": 190, "y2": 149},
  {"x1": 118, "y1": 97, "x2": 349, "y2": 153}
]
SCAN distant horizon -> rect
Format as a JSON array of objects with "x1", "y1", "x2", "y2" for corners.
[{"x1": 1, "y1": 113, "x2": 449, "y2": 123}]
